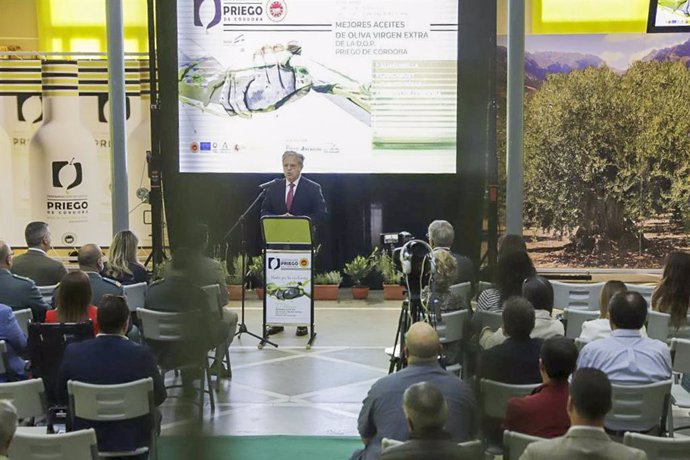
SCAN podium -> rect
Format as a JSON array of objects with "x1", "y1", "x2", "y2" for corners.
[{"x1": 260, "y1": 216, "x2": 316, "y2": 348}]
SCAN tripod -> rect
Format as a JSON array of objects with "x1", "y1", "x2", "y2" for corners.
[
  {"x1": 388, "y1": 295, "x2": 427, "y2": 374},
  {"x1": 224, "y1": 189, "x2": 278, "y2": 349}
]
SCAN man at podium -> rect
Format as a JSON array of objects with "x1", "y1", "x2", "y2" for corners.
[{"x1": 260, "y1": 151, "x2": 327, "y2": 336}]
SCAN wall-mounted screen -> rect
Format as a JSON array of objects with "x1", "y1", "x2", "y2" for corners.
[
  {"x1": 648, "y1": 0, "x2": 690, "y2": 33},
  {"x1": 176, "y1": 0, "x2": 458, "y2": 174}
]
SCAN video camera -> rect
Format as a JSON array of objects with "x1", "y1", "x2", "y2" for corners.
[{"x1": 380, "y1": 232, "x2": 434, "y2": 302}]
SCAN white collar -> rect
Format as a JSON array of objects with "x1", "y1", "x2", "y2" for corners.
[
  {"x1": 287, "y1": 176, "x2": 301, "y2": 188},
  {"x1": 568, "y1": 425, "x2": 606, "y2": 434},
  {"x1": 96, "y1": 333, "x2": 129, "y2": 340},
  {"x1": 27, "y1": 247, "x2": 47, "y2": 255}
]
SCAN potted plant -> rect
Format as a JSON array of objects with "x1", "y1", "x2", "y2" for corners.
[
  {"x1": 313, "y1": 271, "x2": 342, "y2": 301},
  {"x1": 226, "y1": 255, "x2": 245, "y2": 301},
  {"x1": 248, "y1": 255, "x2": 265, "y2": 299},
  {"x1": 376, "y1": 252, "x2": 405, "y2": 300},
  {"x1": 343, "y1": 253, "x2": 375, "y2": 299}
]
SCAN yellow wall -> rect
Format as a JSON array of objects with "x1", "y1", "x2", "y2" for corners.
[{"x1": 0, "y1": 0, "x2": 39, "y2": 51}]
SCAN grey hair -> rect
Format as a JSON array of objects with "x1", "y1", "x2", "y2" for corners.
[
  {"x1": 282, "y1": 150, "x2": 305, "y2": 166},
  {"x1": 403, "y1": 382, "x2": 448, "y2": 433},
  {"x1": 0, "y1": 400, "x2": 17, "y2": 448},
  {"x1": 428, "y1": 220, "x2": 454, "y2": 247},
  {"x1": 25, "y1": 221, "x2": 49, "y2": 247}
]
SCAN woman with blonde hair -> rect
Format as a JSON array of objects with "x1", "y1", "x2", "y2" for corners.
[
  {"x1": 102, "y1": 230, "x2": 148, "y2": 285},
  {"x1": 579, "y1": 280, "x2": 631, "y2": 342},
  {"x1": 46, "y1": 270, "x2": 99, "y2": 334}
]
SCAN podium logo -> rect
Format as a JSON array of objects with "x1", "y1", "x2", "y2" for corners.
[
  {"x1": 194, "y1": 0, "x2": 222, "y2": 30},
  {"x1": 52, "y1": 159, "x2": 83, "y2": 190},
  {"x1": 268, "y1": 257, "x2": 281, "y2": 270}
]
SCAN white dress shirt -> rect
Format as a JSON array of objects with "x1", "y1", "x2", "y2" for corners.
[
  {"x1": 285, "y1": 176, "x2": 301, "y2": 203},
  {"x1": 579, "y1": 318, "x2": 647, "y2": 343}
]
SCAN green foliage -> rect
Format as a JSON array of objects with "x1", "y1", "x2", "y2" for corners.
[
  {"x1": 227, "y1": 255, "x2": 245, "y2": 285},
  {"x1": 375, "y1": 251, "x2": 403, "y2": 284},
  {"x1": 152, "y1": 258, "x2": 170, "y2": 281},
  {"x1": 314, "y1": 271, "x2": 342, "y2": 285},
  {"x1": 343, "y1": 250, "x2": 376, "y2": 287},
  {"x1": 523, "y1": 62, "x2": 690, "y2": 245},
  {"x1": 248, "y1": 255, "x2": 264, "y2": 284}
]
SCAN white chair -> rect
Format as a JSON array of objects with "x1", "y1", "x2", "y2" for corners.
[
  {"x1": 13, "y1": 308, "x2": 32, "y2": 337},
  {"x1": 477, "y1": 281, "x2": 493, "y2": 298},
  {"x1": 9, "y1": 428, "x2": 99, "y2": 460},
  {"x1": 436, "y1": 309, "x2": 468, "y2": 376},
  {"x1": 574, "y1": 337, "x2": 587, "y2": 351},
  {"x1": 67, "y1": 378, "x2": 157, "y2": 459},
  {"x1": 457, "y1": 439, "x2": 482, "y2": 457},
  {"x1": 503, "y1": 430, "x2": 544, "y2": 460},
  {"x1": 605, "y1": 379, "x2": 672, "y2": 434},
  {"x1": 448, "y1": 282, "x2": 471, "y2": 305},
  {"x1": 480, "y1": 379, "x2": 540, "y2": 420},
  {"x1": 551, "y1": 281, "x2": 604, "y2": 311},
  {"x1": 623, "y1": 432, "x2": 690, "y2": 460},
  {"x1": 627, "y1": 284, "x2": 655, "y2": 307},
  {"x1": 668, "y1": 338, "x2": 690, "y2": 435},
  {"x1": 563, "y1": 308, "x2": 599, "y2": 339},
  {"x1": 37, "y1": 284, "x2": 58, "y2": 304},
  {"x1": 474, "y1": 309, "x2": 503, "y2": 332},
  {"x1": 122, "y1": 282, "x2": 147, "y2": 312},
  {"x1": 0, "y1": 341, "x2": 7, "y2": 376},
  {"x1": 0, "y1": 378, "x2": 46, "y2": 422}
]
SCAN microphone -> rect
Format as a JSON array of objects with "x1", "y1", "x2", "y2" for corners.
[{"x1": 258, "y1": 178, "x2": 280, "y2": 189}]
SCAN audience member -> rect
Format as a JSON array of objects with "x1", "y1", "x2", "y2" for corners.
[
  {"x1": 480, "y1": 276, "x2": 563, "y2": 349},
  {"x1": 477, "y1": 297, "x2": 543, "y2": 384},
  {"x1": 146, "y1": 247, "x2": 232, "y2": 378},
  {"x1": 46, "y1": 271, "x2": 99, "y2": 335},
  {"x1": 351, "y1": 322, "x2": 476, "y2": 460},
  {"x1": 10, "y1": 221, "x2": 67, "y2": 286},
  {"x1": 520, "y1": 369, "x2": 647, "y2": 460},
  {"x1": 577, "y1": 291, "x2": 671, "y2": 386},
  {"x1": 0, "y1": 303, "x2": 27, "y2": 382},
  {"x1": 498, "y1": 234, "x2": 528, "y2": 258},
  {"x1": 476, "y1": 251, "x2": 535, "y2": 313},
  {"x1": 56, "y1": 295, "x2": 166, "y2": 455},
  {"x1": 505, "y1": 337, "x2": 577, "y2": 438},
  {"x1": 652, "y1": 250, "x2": 690, "y2": 337},
  {"x1": 380, "y1": 382, "x2": 473, "y2": 460},
  {"x1": 102, "y1": 230, "x2": 149, "y2": 285},
  {"x1": 579, "y1": 280, "x2": 627, "y2": 342},
  {"x1": 0, "y1": 400, "x2": 17, "y2": 460},
  {"x1": 0, "y1": 241, "x2": 50, "y2": 321},
  {"x1": 428, "y1": 220, "x2": 475, "y2": 285},
  {"x1": 77, "y1": 244, "x2": 124, "y2": 307}
]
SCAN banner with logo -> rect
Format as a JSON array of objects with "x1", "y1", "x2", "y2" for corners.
[
  {"x1": 265, "y1": 250, "x2": 312, "y2": 325},
  {"x1": 177, "y1": 0, "x2": 458, "y2": 174}
]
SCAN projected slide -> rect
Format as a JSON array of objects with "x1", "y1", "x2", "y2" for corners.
[
  {"x1": 649, "y1": 0, "x2": 690, "y2": 32},
  {"x1": 177, "y1": 0, "x2": 458, "y2": 174}
]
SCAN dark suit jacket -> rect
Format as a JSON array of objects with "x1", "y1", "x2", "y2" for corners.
[
  {"x1": 380, "y1": 431, "x2": 473, "y2": 460},
  {"x1": 52, "y1": 272, "x2": 123, "y2": 309},
  {"x1": 504, "y1": 382, "x2": 570, "y2": 438},
  {"x1": 260, "y1": 176, "x2": 327, "y2": 225},
  {"x1": 11, "y1": 249, "x2": 67, "y2": 286},
  {"x1": 478, "y1": 337, "x2": 543, "y2": 384},
  {"x1": 0, "y1": 268, "x2": 50, "y2": 321},
  {"x1": 56, "y1": 335, "x2": 166, "y2": 452}
]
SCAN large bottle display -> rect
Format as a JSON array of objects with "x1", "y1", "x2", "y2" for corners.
[
  {"x1": 0, "y1": 60, "x2": 43, "y2": 245},
  {"x1": 29, "y1": 60, "x2": 105, "y2": 246}
]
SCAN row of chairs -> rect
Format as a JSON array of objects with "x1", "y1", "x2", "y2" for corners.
[
  {"x1": 35, "y1": 282, "x2": 148, "y2": 311},
  {"x1": 562, "y1": 308, "x2": 686, "y2": 341}
]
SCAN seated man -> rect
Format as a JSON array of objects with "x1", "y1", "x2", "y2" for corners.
[
  {"x1": 381, "y1": 382, "x2": 473, "y2": 460},
  {"x1": 505, "y1": 336, "x2": 578, "y2": 438},
  {"x1": 10, "y1": 221, "x2": 67, "y2": 286},
  {"x1": 428, "y1": 220, "x2": 475, "y2": 285},
  {"x1": 0, "y1": 400, "x2": 17, "y2": 460},
  {"x1": 77, "y1": 244, "x2": 123, "y2": 307},
  {"x1": 352, "y1": 322, "x2": 476, "y2": 460},
  {"x1": 577, "y1": 291, "x2": 671, "y2": 385},
  {"x1": 56, "y1": 295, "x2": 166, "y2": 455},
  {"x1": 146, "y1": 248, "x2": 232, "y2": 378},
  {"x1": 477, "y1": 296, "x2": 543, "y2": 384},
  {"x1": 0, "y1": 241, "x2": 50, "y2": 321},
  {"x1": 520, "y1": 368, "x2": 647, "y2": 460}
]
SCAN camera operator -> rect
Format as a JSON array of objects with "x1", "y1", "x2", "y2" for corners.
[{"x1": 427, "y1": 220, "x2": 475, "y2": 286}]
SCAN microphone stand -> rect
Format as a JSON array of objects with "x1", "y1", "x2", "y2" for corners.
[{"x1": 224, "y1": 188, "x2": 278, "y2": 348}]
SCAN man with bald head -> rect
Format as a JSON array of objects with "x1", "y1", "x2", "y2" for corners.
[
  {"x1": 0, "y1": 240, "x2": 50, "y2": 321},
  {"x1": 77, "y1": 244, "x2": 123, "y2": 307},
  {"x1": 351, "y1": 322, "x2": 476, "y2": 460}
]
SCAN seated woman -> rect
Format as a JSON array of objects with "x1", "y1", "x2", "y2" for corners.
[
  {"x1": 579, "y1": 280, "x2": 627, "y2": 342},
  {"x1": 102, "y1": 230, "x2": 149, "y2": 285},
  {"x1": 476, "y1": 251, "x2": 535, "y2": 313},
  {"x1": 46, "y1": 271, "x2": 99, "y2": 335},
  {"x1": 480, "y1": 276, "x2": 564, "y2": 349},
  {"x1": 652, "y1": 250, "x2": 690, "y2": 339}
]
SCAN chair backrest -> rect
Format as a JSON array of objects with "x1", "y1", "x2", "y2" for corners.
[
  {"x1": 27, "y1": 322, "x2": 95, "y2": 403},
  {"x1": 9, "y1": 428, "x2": 99, "y2": 460},
  {"x1": 503, "y1": 430, "x2": 544, "y2": 460},
  {"x1": 0, "y1": 378, "x2": 46, "y2": 419},
  {"x1": 475, "y1": 309, "x2": 504, "y2": 332},
  {"x1": 623, "y1": 432, "x2": 690, "y2": 460},
  {"x1": 457, "y1": 439, "x2": 482, "y2": 458},
  {"x1": 438, "y1": 309, "x2": 468, "y2": 343},
  {"x1": 201, "y1": 284, "x2": 223, "y2": 317},
  {"x1": 670, "y1": 338, "x2": 690, "y2": 374},
  {"x1": 480, "y1": 379, "x2": 540, "y2": 419},
  {"x1": 605, "y1": 379, "x2": 672, "y2": 432},
  {"x1": 449, "y1": 282, "x2": 472, "y2": 305},
  {"x1": 68, "y1": 378, "x2": 153, "y2": 422},
  {"x1": 552, "y1": 281, "x2": 604, "y2": 311},
  {"x1": 647, "y1": 310, "x2": 671, "y2": 342},
  {"x1": 574, "y1": 337, "x2": 587, "y2": 351},
  {"x1": 13, "y1": 308, "x2": 32, "y2": 337},
  {"x1": 0, "y1": 341, "x2": 6, "y2": 375},
  {"x1": 477, "y1": 281, "x2": 493, "y2": 297},
  {"x1": 627, "y1": 284, "x2": 655, "y2": 307},
  {"x1": 563, "y1": 308, "x2": 600, "y2": 339},
  {"x1": 37, "y1": 284, "x2": 58, "y2": 304},
  {"x1": 137, "y1": 307, "x2": 201, "y2": 342},
  {"x1": 122, "y1": 282, "x2": 148, "y2": 312}
]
